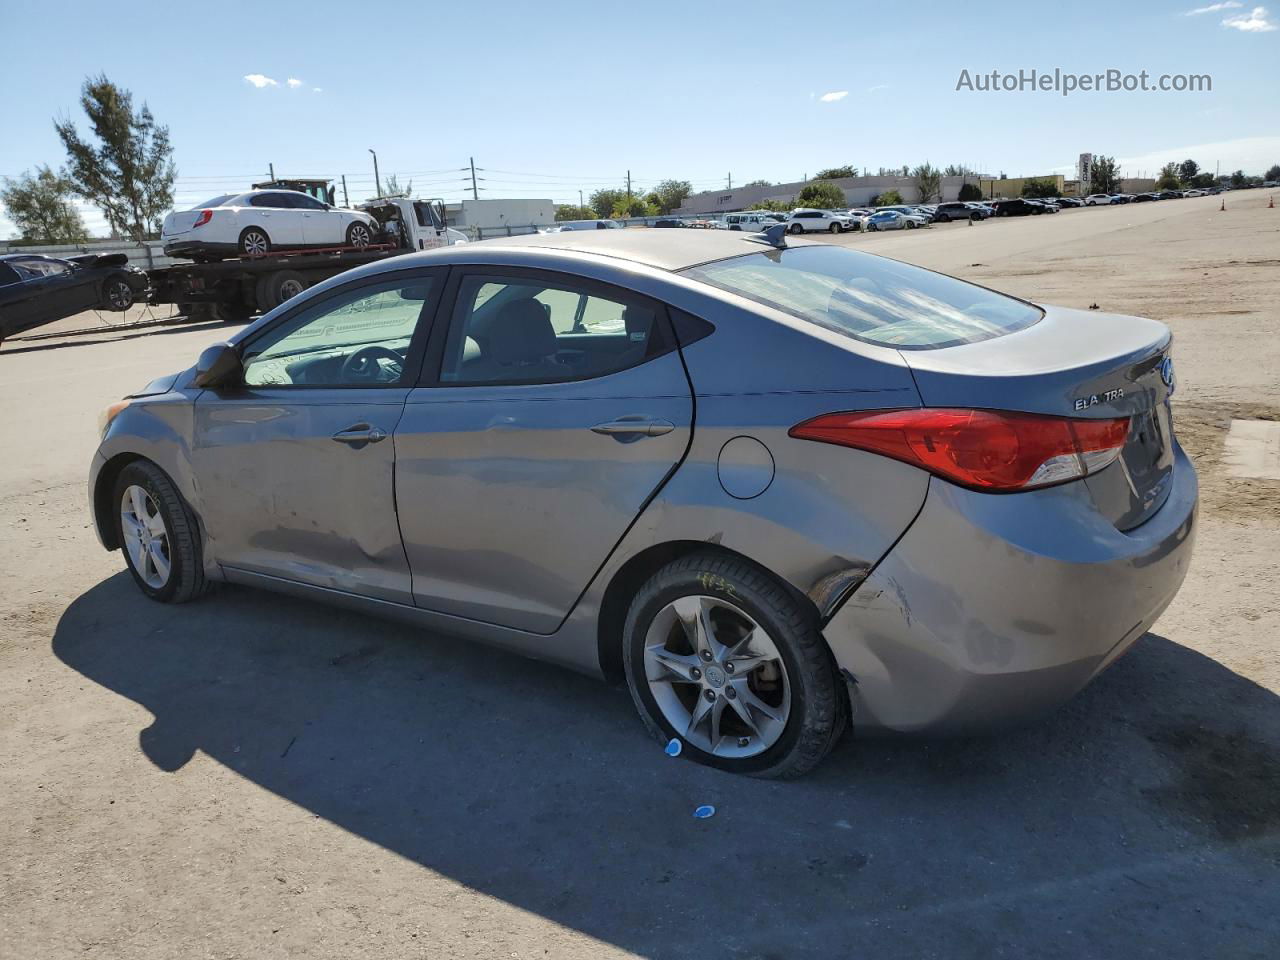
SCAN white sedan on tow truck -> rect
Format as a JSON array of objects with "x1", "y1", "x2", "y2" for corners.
[{"x1": 161, "y1": 190, "x2": 380, "y2": 261}]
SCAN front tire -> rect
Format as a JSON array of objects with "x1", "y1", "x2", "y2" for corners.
[
  {"x1": 113, "y1": 461, "x2": 207, "y2": 604},
  {"x1": 103, "y1": 277, "x2": 135, "y2": 311},
  {"x1": 346, "y1": 221, "x2": 374, "y2": 248},
  {"x1": 828, "y1": 222, "x2": 842, "y2": 233},
  {"x1": 622, "y1": 553, "x2": 847, "y2": 778}
]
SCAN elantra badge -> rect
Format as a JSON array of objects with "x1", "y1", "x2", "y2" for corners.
[
  {"x1": 1160, "y1": 356, "x2": 1176, "y2": 394},
  {"x1": 1074, "y1": 387, "x2": 1125, "y2": 411}
]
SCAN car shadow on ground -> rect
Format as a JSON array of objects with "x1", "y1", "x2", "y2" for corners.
[
  {"x1": 0, "y1": 317, "x2": 235, "y2": 356},
  {"x1": 53, "y1": 573, "x2": 1280, "y2": 958}
]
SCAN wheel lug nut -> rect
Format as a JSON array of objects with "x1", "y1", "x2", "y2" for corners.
[
  {"x1": 725, "y1": 686, "x2": 736, "y2": 699},
  {"x1": 725, "y1": 662, "x2": 735, "y2": 673},
  {"x1": 690, "y1": 667, "x2": 701, "y2": 680},
  {"x1": 700, "y1": 650, "x2": 713, "y2": 662},
  {"x1": 738, "y1": 737, "x2": 750, "y2": 748},
  {"x1": 703, "y1": 689, "x2": 716, "y2": 702}
]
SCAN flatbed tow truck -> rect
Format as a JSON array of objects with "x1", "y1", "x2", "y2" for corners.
[{"x1": 147, "y1": 194, "x2": 465, "y2": 323}]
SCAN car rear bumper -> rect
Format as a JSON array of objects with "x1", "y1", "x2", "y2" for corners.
[
  {"x1": 825, "y1": 444, "x2": 1198, "y2": 734},
  {"x1": 163, "y1": 240, "x2": 237, "y2": 258}
]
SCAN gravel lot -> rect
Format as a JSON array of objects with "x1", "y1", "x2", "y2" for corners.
[{"x1": 2, "y1": 192, "x2": 1278, "y2": 959}]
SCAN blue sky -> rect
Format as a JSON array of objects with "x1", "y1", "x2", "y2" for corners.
[{"x1": 2, "y1": 0, "x2": 1277, "y2": 235}]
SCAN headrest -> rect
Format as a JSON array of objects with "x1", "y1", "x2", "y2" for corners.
[
  {"x1": 623, "y1": 305, "x2": 651, "y2": 341},
  {"x1": 488, "y1": 299, "x2": 558, "y2": 364}
]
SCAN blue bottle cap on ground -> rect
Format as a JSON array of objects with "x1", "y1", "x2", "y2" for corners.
[
  {"x1": 665, "y1": 738, "x2": 682, "y2": 757},
  {"x1": 693, "y1": 804, "x2": 716, "y2": 819}
]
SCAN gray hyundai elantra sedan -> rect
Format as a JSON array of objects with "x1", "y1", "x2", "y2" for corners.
[{"x1": 90, "y1": 228, "x2": 1197, "y2": 777}]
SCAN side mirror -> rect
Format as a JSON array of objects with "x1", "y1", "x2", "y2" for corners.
[{"x1": 192, "y1": 342, "x2": 243, "y2": 388}]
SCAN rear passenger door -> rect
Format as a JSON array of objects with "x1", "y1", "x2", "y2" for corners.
[
  {"x1": 250, "y1": 193, "x2": 306, "y2": 248},
  {"x1": 393, "y1": 268, "x2": 693, "y2": 633}
]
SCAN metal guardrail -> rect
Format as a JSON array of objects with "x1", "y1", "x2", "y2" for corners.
[{"x1": 0, "y1": 238, "x2": 176, "y2": 269}]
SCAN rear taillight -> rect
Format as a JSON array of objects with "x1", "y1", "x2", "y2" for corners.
[
  {"x1": 789, "y1": 408, "x2": 1131, "y2": 492},
  {"x1": 192, "y1": 209, "x2": 213, "y2": 228}
]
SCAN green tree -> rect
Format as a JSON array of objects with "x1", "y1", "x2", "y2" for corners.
[
  {"x1": 1229, "y1": 169, "x2": 1247, "y2": 187},
  {"x1": 1265, "y1": 164, "x2": 1280, "y2": 181},
  {"x1": 1088, "y1": 155, "x2": 1121, "y2": 194},
  {"x1": 380, "y1": 173, "x2": 413, "y2": 197},
  {"x1": 1, "y1": 166, "x2": 88, "y2": 242},
  {"x1": 943, "y1": 164, "x2": 978, "y2": 177},
  {"x1": 611, "y1": 195, "x2": 657, "y2": 218},
  {"x1": 1021, "y1": 177, "x2": 1061, "y2": 198},
  {"x1": 1191, "y1": 172, "x2": 1216, "y2": 189},
  {"x1": 957, "y1": 182, "x2": 983, "y2": 202},
  {"x1": 555, "y1": 204, "x2": 594, "y2": 221},
  {"x1": 1155, "y1": 162, "x2": 1181, "y2": 191},
  {"x1": 796, "y1": 181, "x2": 846, "y2": 208},
  {"x1": 1178, "y1": 159, "x2": 1200, "y2": 183},
  {"x1": 588, "y1": 188, "x2": 627, "y2": 218},
  {"x1": 912, "y1": 163, "x2": 942, "y2": 203},
  {"x1": 752, "y1": 198, "x2": 791, "y2": 212},
  {"x1": 651, "y1": 179, "x2": 692, "y2": 214},
  {"x1": 54, "y1": 74, "x2": 176, "y2": 241},
  {"x1": 870, "y1": 189, "x2": 904, "y2": 206},
  {"x1": 814, "y1": 165, "x2": 857, "y2": 180},
  {"x1": 742, "y1": 179, "x2": 772, "y2": 188}
]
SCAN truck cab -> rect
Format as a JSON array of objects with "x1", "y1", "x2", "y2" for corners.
[{"x1": 358, "y1": 197, "x2": 468, "y2": 252}]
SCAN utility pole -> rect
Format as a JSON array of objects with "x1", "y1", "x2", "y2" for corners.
[
  {"x1": 341, "y1": 175, "x2": 349, "y2": 206},
  {"x1": 579, "y1": 189, "x2": 584, "y2": 211},
  {"x1": 626, "y1": 170, "x2": 632, "y2": 199},
  {"x1": 727, "y1": 172, "x2": 732, "y2": 190},
  {"x1": 470, "y1": 157, "x2": 479, "y2": 200},
  {"x1": 268, "y1": 162, "x2": 275, "y2": 181},
  {"x1": 368, "y1": 149, "x2": 381, "y2": 197}
]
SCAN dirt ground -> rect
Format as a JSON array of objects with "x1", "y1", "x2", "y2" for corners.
[{"x1": 1, "y1": 192, "x2": 1278, "y2": 959}]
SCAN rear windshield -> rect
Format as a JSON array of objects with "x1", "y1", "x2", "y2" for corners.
[
  {"x1": 191, "y1": 194, "x2": 236, "y2": 209},
  {"x1": 682, "y1": 245, "x2": 1042, "y2": 349}
]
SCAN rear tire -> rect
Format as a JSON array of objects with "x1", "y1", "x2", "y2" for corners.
[
  {"x1": 256, "y1": 270, "x2": 307, "y2": 312},
  {"x1": 239, "y1": 227, "x2": 271, "y2": 256},
  {"x1": 788, "y1": 223, "x2": 804, "y2": 235},
  {"x1": 113, "y1": 461, "x2": 208, "y2": 604},
  {"x1": 622, "y1": 552, "x2": 847, "y2": 778}
]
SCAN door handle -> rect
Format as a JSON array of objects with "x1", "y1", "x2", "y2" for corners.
[
  {"x1": 590, "y1": 416, "x2": 675, "y2": 439},
  {"x1": 331, "y1": 423, "x2": 387, "y2": 446}
]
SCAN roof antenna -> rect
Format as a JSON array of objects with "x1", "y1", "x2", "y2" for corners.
[{"x1": 745, "y1": 222, "x2": 788, "y2": 249}]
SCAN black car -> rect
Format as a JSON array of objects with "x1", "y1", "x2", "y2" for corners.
[
  {"x1": 0, "y1": 253, "x2": 148, "y2": 344},
  {"x1": 1157, "y1": 190, "x2": 1182, "y2": 200},
  {"x1": 933, "y1": 201, "x2": 986, "y2": 222},
  {"x1": 1055, "y1": 197, "x2": 1082, "y2": 208},
  {"x1": 1132, "y1": 193, "x2": 1158, "y2": 203},
  {"x1": 651, "y1": 218, "x2": 687, "y2": 228},
  {"x1": 1109, "y1": 194, "x2": 1132, "y2": 204},
  {"x1": 991, "y1": 198, "x2": 1043, "y2": 216}
]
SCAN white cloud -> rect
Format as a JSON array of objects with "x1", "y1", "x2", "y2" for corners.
[
  {"x1": 243, "y1": 73, "x2": 277, "y2": 88},
  {"x1": 286, "y1": 77, "x2": 303, "y2": 88},
  {"x1": 818, "y1": 90, "x2": 849, "y2": 102},
  {"x1": 867, "y1": 84, "x2": 890, "y2": 92},
  {"x1": 312, "y1": 87, "x2": 323, "y2": 93},
  {"x1": 1184, "y1": 2, "x2": 1241, "y2": 14},
  {"x1": 1222, "y1": 4, "x2": 1278, "y2": 29}
]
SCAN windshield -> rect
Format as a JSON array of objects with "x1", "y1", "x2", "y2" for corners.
[
  {"x1": 191, "y1": 194, "x2": 236, "y2": 209},
  {"x1": 682, "y1": 246, "x2": 1042, "y2": 350}
]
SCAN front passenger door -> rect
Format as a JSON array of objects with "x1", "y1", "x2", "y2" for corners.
[{"x1": 192, "y1": 271, "x2": 443, "y2": 602}]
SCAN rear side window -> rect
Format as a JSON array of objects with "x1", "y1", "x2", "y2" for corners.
[{"x1": 682, "y1": 246, "x2": 1041, "y2": 350}]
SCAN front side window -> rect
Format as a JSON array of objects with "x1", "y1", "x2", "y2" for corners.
[
  {"x1": 682, "y1": 246, "x2": 1041, "y2": 350},
  {"x1": 439, "y1": 274, "x2": 667, "y2": 385},
  {"x1": 242, "y1": 276, "x2": 435, "y2": 386}
]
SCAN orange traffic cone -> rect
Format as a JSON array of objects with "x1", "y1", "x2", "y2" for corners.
[
  {"x1": 1270, "y1": 195, "x2": 1275, "y2": 208},
  {"x1": 1221, "y1": 197, "x2": 1226, "y2": 211}
]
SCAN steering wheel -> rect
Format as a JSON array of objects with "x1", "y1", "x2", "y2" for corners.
[{"x1": 340, "y1": 345, "x2": 403, "y2": 383}]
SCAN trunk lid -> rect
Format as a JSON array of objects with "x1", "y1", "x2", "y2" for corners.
[
  {"x1": 162, "y1": 210, "x2": 205, "y2": 237},
  {"x1": 900, "y1": 304, "x2": 1176, "y2": 529}
]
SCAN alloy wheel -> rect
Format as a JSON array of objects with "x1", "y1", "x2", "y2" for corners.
[
  {"x1": 349, "y1": 224, "x2": 372, "y2": 247},
  {"x1": 642, "y1": 595, "x2": 791, "y2": 758},
  {"x1": 242, "y1": 231, "x2": 269, "y2": 256},
  {"x1": 120, "y1": 485, "x2": 171, "y2": 589},
  {"x1": 107, "y1": 280, "x2": 133, "y2": 309}
]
